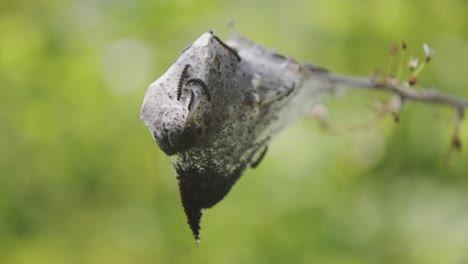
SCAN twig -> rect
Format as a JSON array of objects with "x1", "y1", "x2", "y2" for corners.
[
  {"x1": 328, "y1": 74, "x2": 468, "y2": 109},
  {"x1": 328, "y1": 73, "x2": 467, "y2": 151}
]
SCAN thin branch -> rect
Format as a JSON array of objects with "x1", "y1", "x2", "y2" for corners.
[
  {"x1": 328, "y1": 74, "x2": 468, "y2": 109},
  {"x1": 328, "y1": 73, "x2": 467, "y2": 151}
]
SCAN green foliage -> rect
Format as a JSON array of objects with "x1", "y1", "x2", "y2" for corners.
[{"x1": 1, "y1": 0, "x2": 468, "y2": 263}]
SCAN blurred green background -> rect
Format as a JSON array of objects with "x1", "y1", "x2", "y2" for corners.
[{"x1": 2, "y1": 0, "x2": 468, "y2": 263}]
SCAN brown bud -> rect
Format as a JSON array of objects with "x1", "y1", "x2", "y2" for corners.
[
  {"x1": 402, "y1": 40, "x2": 407, "y2": 50},
  {"x1": 408, "y1": 75, "x2": 417, "y2": 86}
]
